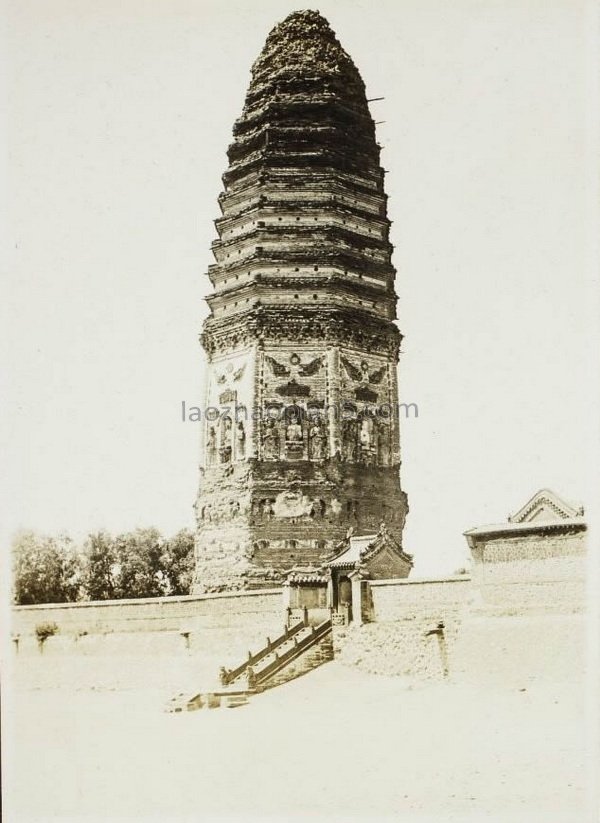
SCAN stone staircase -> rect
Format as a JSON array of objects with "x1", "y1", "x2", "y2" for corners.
[{"x1": 166, "y1": 611, "x2": 333, "y2": 712}]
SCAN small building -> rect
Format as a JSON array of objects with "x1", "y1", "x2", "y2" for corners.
[
  {"x1": 284, "y1": 523, "x2": 413, "y2": 625},
  {"x1": 464, "y1": 489, "x2": 587, "y2": 612}
]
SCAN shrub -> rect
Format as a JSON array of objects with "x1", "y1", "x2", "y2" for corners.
[{"x1": 35, "y1": 622, "x2": 59, "y2": 643}]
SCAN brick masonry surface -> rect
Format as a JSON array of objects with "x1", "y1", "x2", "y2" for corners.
[
  {"x1": 470, "y1": 531, "x2": 587, "y2": 613},
  {"x1": 12, "y1": 589, "x2": 283, "y2": 636}
]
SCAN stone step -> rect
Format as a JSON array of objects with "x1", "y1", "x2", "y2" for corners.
[{"x1": 165, "y1": 687, "x2": 253, "y2": 713}]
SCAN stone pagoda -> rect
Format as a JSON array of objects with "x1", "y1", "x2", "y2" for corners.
[{"x1": 194, "y1": 10, "x2": 409, "y2": 591}]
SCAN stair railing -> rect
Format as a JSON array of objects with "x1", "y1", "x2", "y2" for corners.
[
  {"x1": 252, "y1": 618, "x2": 332, "y2": 686},
  {"x1": 220, "y1": 618, "x2": 306, "y2": 686}
]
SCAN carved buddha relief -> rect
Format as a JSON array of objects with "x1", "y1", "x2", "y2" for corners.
[
  {"x1": 262, "y1": 418, "x2": 280, "y2": 460},
  {"x1": 284, "y1": 406, "x2": 304, "y2": 460},
  {"x1": 342, "y1": 419, "x2": 357, "y2": 462},
  {"x1": 286, "y1": 415, "x2": 303, "y2": 443},
  {"x1": 376, "y1": 421, "x2": 390, "y2": 466},
  {"x1": 308, "y1": 417, "x2": 326, "y2": 460},
  {"x1": 359, "y1": 417, "x2": 375, "y2": 465},
  {"x1": 206, "y1": 426, "x2": 217, "y2": 466},
  {"x1": 235, "y1": 421, "x2": 246, "y2": 460},
  {"x1": 219, "y1": 416, "x2": 232, "y2": 464}
]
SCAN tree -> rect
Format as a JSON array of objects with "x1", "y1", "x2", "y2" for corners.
[
  {"x1": 112, "y1": 527, "x2": 166, "y2": 599},
  {"x1": 12, "y1": 526, "x2": 196, "y2": 604},
  {"x1": 12, "y1": 530, "x2": 81, "y2": 605},
  {"x1": 81, "y1": 531, "x2": 117, "y2": 600},
  {"x1": 161, "y1": 529, "x2": 195, "y2": 596}
]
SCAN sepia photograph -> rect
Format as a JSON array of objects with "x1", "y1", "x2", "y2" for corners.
[{"x1": 2, "y1": 1, "x2": 599, "y2": 821}]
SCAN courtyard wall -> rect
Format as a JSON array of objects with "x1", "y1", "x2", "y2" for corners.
[
  {"x1": 10, "y1": 589, "x2": 287, "y2": 694},
  {"x1": 11, "y1": 550, "x2": 588, "y2": 692},
  {"x1": 334, "y1": 571, "x2": 586, "y2": 684},
  {"x1": 11, "y1": 588, "x2": 283, "y2": 636}
]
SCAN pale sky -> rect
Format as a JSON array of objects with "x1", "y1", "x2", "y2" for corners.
[{"x1": 3, "y1": 0, "x2": 598, "y2": 575}]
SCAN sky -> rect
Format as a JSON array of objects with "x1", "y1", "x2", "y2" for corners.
[{"x1": 3, "y1": 0, "x2": 598, "y2": 575}]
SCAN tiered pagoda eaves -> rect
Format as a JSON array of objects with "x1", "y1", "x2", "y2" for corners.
[{"x1": 194, "y1": 10, "x2": 409, "y2": 591}]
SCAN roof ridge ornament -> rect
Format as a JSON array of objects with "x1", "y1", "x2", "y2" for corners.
[{"x1": 508, "y1": 488, "x2": 584, "y2": 524}]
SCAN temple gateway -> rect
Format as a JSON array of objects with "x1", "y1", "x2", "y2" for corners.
[{"x1": 194, "y1": 11, "x2": 409, "y2": 592}]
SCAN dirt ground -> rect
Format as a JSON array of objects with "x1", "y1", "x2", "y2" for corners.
[{"x1": 3, "y1": 654, "x2": 592, "y2": 823}]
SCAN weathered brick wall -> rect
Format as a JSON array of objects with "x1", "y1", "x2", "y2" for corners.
[
  {"x1": 334, "y1": 618, "x2": 461, "y2": 681},
  {"x1": 334, "y1": 577, "x2": 472, "y2": 680},
  {"x1": 478, "y1": 530, "x2": 585, "y2": 563},
  {"x1": 336, "y1": 575, "x2": 586, "y2": 684},
  {"x1": 334, "y1": 612, "x2": 586, "y2": 685},
  {"x1": 369, "y1": 576, "x2": 473, "y2": 621},
  {"x1": 11, "y1": 589, "x2": 283, "y2": 637},
  {"x1": 471, "y1": 531, "x2": 586, "y2": 613},
  {"x1": 12, "y1": 625, "x2": 290, "y2": 695},
  {"x1": 11, "y1": 590, "x2": 288, "y2": 693}
]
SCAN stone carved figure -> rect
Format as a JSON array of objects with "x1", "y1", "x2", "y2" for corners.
[
  {"x1": 377, "y1": 424, "x2": 389, "y2": 465},
  {"x1": 265, "y1": 355, "x2": 291, "y2": 377},
  {"x1": 346, "y1": 499, "x2": 358, "y2": 519},
  {"x1": 286, "y1": 415, "x2": 303, "y2": 443},
  {"x1": 232, "y1": 363, "x2": 246, "y2": 381},
  {"x1": 341, "y1": 356, "x2": 387, "y2": 386},
  {"x1": 273, "y1": 489, "x2": 313, "y2": 519},
  {"x1": 308, "y1": 418, "x2": 326, "y2": 460},
  {"x1": 297, "y1": 355, "x2": 323, "y2": 376},
  {"x1": 359, "y1": 418, "x2": 375, "y2": 464},
  {"x1": 359, "y1": 418, "x2": 372, "y2": 448},
  {"x1": 261, "y1": 499, "x2": 274, "y2": 519},
  {"x1": 285, "y1": 413, "x2": 304, "y2": 459},
  {"x1": 314, "y1": 498, "x2": 326, "y2": 518},
  {"x1": 330, "y1": 498, "x2": 342, "y2": 519},
  {"x1": 342, "y1": 420, "x2": 357, "y2": 462},
  {"x1": 206, "y1": 426, "x2": 217, "y2": 465},
  {"x1": 219, "y1": 417, "x2": 232, "y2": 464},
  {"x1": 236, "y1": 422, "x2": 246, "y2": 460},
  {"x1": 262, "y1": 419, "x2": 280, "y2": 460}
]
